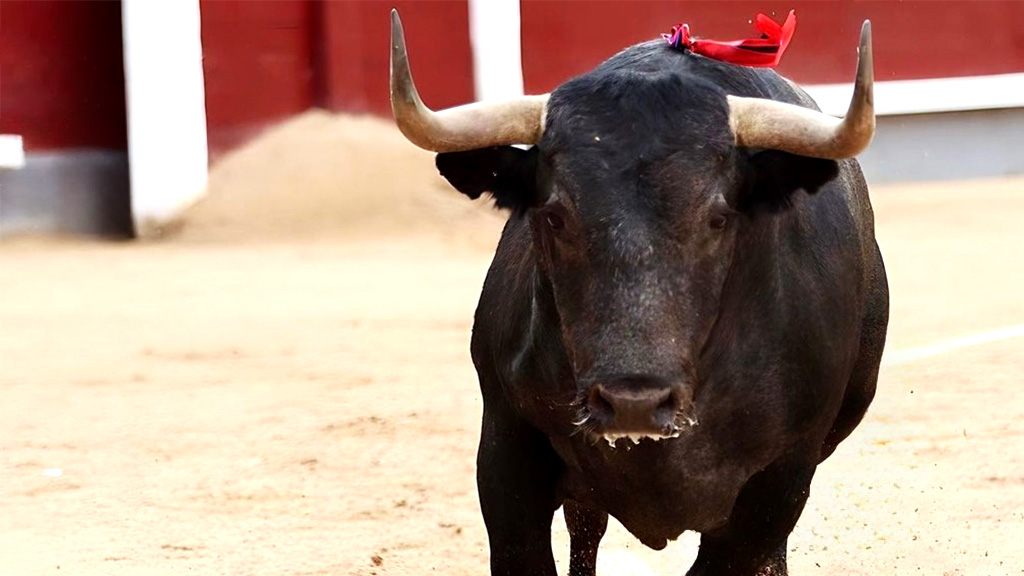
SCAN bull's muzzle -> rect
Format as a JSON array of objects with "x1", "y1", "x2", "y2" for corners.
[{"x1": 579, "y1": 376, "x2": 696, "y2": 445}]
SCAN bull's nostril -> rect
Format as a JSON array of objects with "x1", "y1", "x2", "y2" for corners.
[
  {"x1": 587, "y1": 385, "x2": 615, "y2": 418},
  {"x1": 584, "y1": 379, "x2": 689, "y2": 433},
  {"x1": 656, "y1": 395, "x2": 676, "y2": 414},
  {"x1": 652, "y1": 391, "x2": 677, "y2": 424}
]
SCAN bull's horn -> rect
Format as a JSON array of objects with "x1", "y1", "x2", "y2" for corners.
[
  {"x1": 390, "y1": 9, "x2": 548, "y2": 152},
  {"x1": 727, "y1": 20, "x2": 875, "y2": 159}
]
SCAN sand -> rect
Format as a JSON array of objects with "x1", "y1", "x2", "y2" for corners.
[
  {"x1": 1, "y1": 111, "x2": 1022, "y2": 575},
  {"x1": 173, "y1": 111, "x2": 505, "y2": 248}
]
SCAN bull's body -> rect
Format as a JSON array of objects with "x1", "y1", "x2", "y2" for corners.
[
  {"x1": 389, "y1": 10, "x2": 888, "y2": 574},
  {"x1": 459, "y1": 41, "x2": 888, "y2": 576}
]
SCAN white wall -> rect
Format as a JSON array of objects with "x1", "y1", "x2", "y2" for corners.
[
  {"x1": 805, "y1": 72, "x2": 1024, "y2": 117},
  {"x1": 0, "y1": 135, "x2": 25, "y2": 170}
]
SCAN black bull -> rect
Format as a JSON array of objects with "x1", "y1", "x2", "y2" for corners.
[{"x1": 399, "y1": 21, "x2": 889, "y2": 576}]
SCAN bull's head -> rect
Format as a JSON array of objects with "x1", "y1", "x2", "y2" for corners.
[{"x1": 391, "y1": 11, "x2": 875, "y2": 442}]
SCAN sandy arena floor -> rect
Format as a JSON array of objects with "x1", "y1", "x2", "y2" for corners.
[{"x1": 1, "y1": 114, "x2": 1022, "y2": 575}]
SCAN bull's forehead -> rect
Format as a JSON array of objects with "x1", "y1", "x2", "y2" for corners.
[
  {"x1": 543, "y1": 70, "x2": 734, "y2": 155},
  {"x1": 539, "y1": 70, "x2": 737, "y2": 217}
]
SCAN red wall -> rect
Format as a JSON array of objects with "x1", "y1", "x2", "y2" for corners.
[
  {"x1": 3, "y1": 1, "x2": 1023, "y2": 159},
  {"x1": 0, "y1": 0, "x2": 127, "y2": 152},
  {"x1": 521, "y1": 0, "x2": 1024, "y2": 93},
  {"x1": 199, "y1": 0, "x2": 473, "y2": 158},
  {"x1": 318, "y1": 1, "x2": 474, "y2": 115},
  {"x1": 198, "y1": 0, "x2": 1024, "y2": 158},
  {"x1": 199, "y1": 0, "x2": 319, "y2": 158}
]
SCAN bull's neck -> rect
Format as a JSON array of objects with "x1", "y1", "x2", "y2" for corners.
[{"x1": 493, "y1": 243, "x2": 572, "y2": 392}]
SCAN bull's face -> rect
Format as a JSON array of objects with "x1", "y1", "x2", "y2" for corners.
[
  {"x1": 436, "y1": 76, "x2": 839, "y2": 442},
  {"x1": 389, "y1": 10, "x2": 874, "y2": 443}
]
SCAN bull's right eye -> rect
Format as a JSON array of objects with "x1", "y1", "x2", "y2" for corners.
[{"x1": 544, "y1": 211, "x2": 565, "y2": 231}]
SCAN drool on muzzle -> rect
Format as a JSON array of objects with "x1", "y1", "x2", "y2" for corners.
[{"x1": 581, "y1": 376, "x2": 695, "y2": 439}]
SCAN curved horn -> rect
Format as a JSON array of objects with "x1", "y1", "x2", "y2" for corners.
[
  {"x1": 390, "y1": 10, "x2": 548, "y2": 152},
  {"x1": 727, "y1": 20, "x2": 875, "y2": 159}
]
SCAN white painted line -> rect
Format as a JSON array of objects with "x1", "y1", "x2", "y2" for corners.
[
  {"x1": 883, "y1": 324, "x2": 1024, "y2": 367},
  {"x1": 804, "y1": 72, "x2": 1024, "y2": 117},
  {"x1": 0, "y1": 134, "x2": 25, "y2": 170}
]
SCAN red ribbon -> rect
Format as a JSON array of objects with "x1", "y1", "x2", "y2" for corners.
[{"x1": 664, "y1": 11, "x2": 797, "y2": 68}]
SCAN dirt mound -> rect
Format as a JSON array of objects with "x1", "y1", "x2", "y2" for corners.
[{"x1": 173, "y1": 111, "x2": 505, "y2": 248}]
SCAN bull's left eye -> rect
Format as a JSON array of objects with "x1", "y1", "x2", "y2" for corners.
[{"x1": 709, "y1": 213, "x2": 728, "y2": 230}]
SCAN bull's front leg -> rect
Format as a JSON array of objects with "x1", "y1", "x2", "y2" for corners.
[
  {"x1": 477, "y1": 397, "x2": 562, "y2": 576},
  {"x1": 564, "y1": 499, "x2": 609, "y2": 576}
]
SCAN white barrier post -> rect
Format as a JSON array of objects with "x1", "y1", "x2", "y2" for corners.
[
  {"x1": 468, "y1": 0, "x2": 526, "y2": 101},
  {"x1": 122, "y1": 0, "x2": 209, "y2": 237}
]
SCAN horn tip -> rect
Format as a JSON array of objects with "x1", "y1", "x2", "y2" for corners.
[
  {"x1": 859, "y1": 20, "x2": 872, "y2": 49},
  {"x1": 857, "y1": 19, "x2": 874, "y2": 84},
  {"x1": 391, "y1": 9, "x2": 403, "y2": 40},
  {"x1": 390, "y1": 8, "x2": 407, "y2": 67}
]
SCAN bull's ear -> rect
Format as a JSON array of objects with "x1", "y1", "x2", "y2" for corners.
[
  {"x1": 740, "y1": 150, "x2": 840, "y2": 213},
  {"x1": 436, "y1": 146, "x2": 543, "y2": 213}
]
